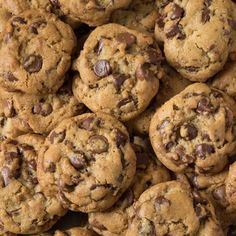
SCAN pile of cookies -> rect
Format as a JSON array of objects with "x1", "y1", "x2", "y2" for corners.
[{"x1": 0, "y1": 0, "x2": 236, "y2": 235}]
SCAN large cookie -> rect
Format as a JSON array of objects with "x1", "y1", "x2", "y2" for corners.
[
  {"x1": 155, "y1": 0, "x2": 233, "y2": 82},
  {"x1": 0, "y1": 134, "x2": 66, "y2": 234},
  {"x1": 73, "y1": 24, "x2": 163, "y2": 121},
  {"x1": 37, "y1": 113, "x2": 136, "y2": 213},
  {"x1": 149, "y1": 83, "x2": 236, "y2": 174},
  {"x1": 0, "y1": 10, "x2": 76, "y2": 94}
]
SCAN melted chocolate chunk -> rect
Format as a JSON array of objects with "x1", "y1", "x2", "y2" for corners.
[
  {"x1": 23, "y1": 54, "x2": 43, "y2": 73},
  {"x1": 93, "y1": 60, "x2": 111, "y2": 78},
  {"x1": 2, "y1": 72, "x2": 18, "y2": 82},
  {"x1": 69, "y1": 151, "x2": 87, "y2": 170},
  {"x1": 196, "y1": 98, "x2": 215, "y2": 113},
  {"x1": 117, "y1": 96, "x2": 134, "y2": 108},
  {"x1": 136, "y1": 63, "x2": 155, "y2": 80},
  {"x1": 88, "y1": 135, "x2": 109, "y2": 154},
  {"x1": 116, "y1": 32, "x2": 136, "y2": 48},
  {"x1": 115, "y1": 129, "x2": 128, "y2": 146},
  {"x1": 195, "y1": 143, "x2": 215, "y2": 159},
  {"x1": 113, "y1": 73, "x2": 128, "y2": 90},
  {"x1": 79, "y1": 117, "x2": 94, "y2": 131},
  {"x1": 49, "y1": 130, "x2": 65, "y2": 144},
  {"x1": 170, "y1": 3, "x2": 184, "y2": 20}
]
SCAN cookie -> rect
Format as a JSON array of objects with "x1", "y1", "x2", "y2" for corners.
[
  {"x1": 37, "y1": 113, "x2": 136, "y2": 213},
  {"x1": 0, "y1": 9, "x2": 76, "y2": 94},
  {"x1": 210, "y1": 62, "x2": 236, "y2": 101},
  {"x1": 0, "y1": 8, "x2": 11, "y2": 34},
  {"x1": 111, "y1": 0, "x2": 158, "y2": 33},
  {"x1": 0, "y1": 134, "x2": 67, "y2": 234},
  {"x1": 155, "y1": 0, "x2": 233, "y2": 82},
  {"x1": 54, "y1": 227, "x2": 97, "y2": 236},
  {"x1": 149, "y1": 83, "x2": 236, "y2": 174},
  {"x1": 88, "y1": 136, "x2": 170, "y2": 236},
  {"x1": 125, "y1": 181, "x2": 223, "y2": 236},
  {"x1": 55, "y1": 0, "x2": 132, "y2": 27},
  {"x1": 73, "y1": 24, "x2": 163, "y2": 121},
  {"x1": 0, "y1": 81, "x2": 85, "y2": 136},
  {"x1": 127, "y1": 64, "x2": 192, "y2": 135}
]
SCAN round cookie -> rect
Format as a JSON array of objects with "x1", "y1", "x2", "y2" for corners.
[
  {"x1": 210, "y1": 62, "x2": 236, "y2": 101},
  {"x1": 55, "y1": 0, "x2": 132, "y2": 27},
  {"x1": 0, "y1": 134, "x2": 67, "y2": 234},
  {"x1": 155, "y1": 0, "x2": 233, "y2": 82},
  {"x1": 0, "y1": 10, "x2": 76, "y2": 94},
  {"x1": 127, "y1": 64, "x2": 192, "y2": 135},
  {"x1": 125, "y1": 181, "x2": 223, "y2": 236},
  {"x1": 73, "y1": 24, "x2": 163, "y2": 121},
  {"x1": 111, "y1": 0, "x2": 158, "y2": 33},
  {"x1": 0, "y1": 81, "x2": 85, "y2": 136},
  {"x1": 149, "y1": 83, "x2": 236, "y2": 174},
  {"x1": 89, "y1": 136, "x2": 170, "y2": 236},
  {"x1": 37, "y1": 113, "x2": 136, "y2": 213},
  {"x1": 54, "y1": 227, "x2": 97, "y2": 236}
]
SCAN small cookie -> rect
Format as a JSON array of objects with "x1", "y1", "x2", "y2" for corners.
[
  {"x1": 210, "y1": 62, "x2": 236, "y2": 100},
  {"x1": 0, "y1": 134, "x2": 66, "y2": 234},
  {"x1": 111, "y1": 0, "x2": 158, "y2": 33},
  {"x1": 54, "y1": 227, "x2": 97, "y2": 236},
  {"x1": 127, "y1": 64, "x2": 192, "y2": 135},
  {"x1": 73, "y1": 24, "x2": 163, "y2": 121},
  {"x1": 89, "y1": 136, "x2": 170, "y2": 236},
  {"x1": 37, "y1": 113, "x2": 136, "y2": 213},
  {"x1": 0, "y1": 10, "x2": 76, "y2": 94},
  {"x1": 0, "y1": 81, "x2": 84, "y2": 136},
  {"x1": 149, "y1": 83, "x2": 236, "y2": 174},
  {"x1": 155, "y1": 0, "x2": 233, "y2": 82},
  {"x1": 125, "y1": 181, "x2": 223, "y2": 236},
  {"x1": 55, "y1": 0, "x2": 132, "y2": 27}
]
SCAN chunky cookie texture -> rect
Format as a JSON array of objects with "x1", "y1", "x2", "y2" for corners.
[
  {"x1": 89, "y1": 136, "x2": 170, "y2": 236},
  {"x1": 126, "y1": 181, "x2": 223, "y2": 236},
  {"x1": 73, "y1": 24, "x2": 163, "y2": 121},
  {"x1": 0, "y1": 9, "x2": 76, "y2": 94},
  {"x1": 37, "y1": 113, "x2": 136, "y2": 213},
  {"x1": 54, "y1": 227, "x2": 97, "y2": 236},
  {"x1": 111, "y1": 0, "x2": 158, "y2": 33},
  {"x1": 149, "y1": 83, "x2": 236, "y2": 174},
  {"x1": 0, "y1": 82, "x2": 84, "y2": 136},
  {"x1": 0, "y1": 134, "x2": 66, "y2": 234},
  {"x1": 55, "y1": 0, "x2": 132, "y2": 27},
  {"x1": 155, "y1": 0, "x2": 233, "y2": 82}
]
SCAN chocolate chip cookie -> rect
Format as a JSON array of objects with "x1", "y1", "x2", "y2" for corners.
[
  {"x1": 210, "y1": 62, "x2": 236, "y2": 101},
  {"x1": 0, "y1": 81, "x2": 85, "y2": 136},
  {"x1": 0, "y1": 9, "x2": 76, "y2": 94},
  {"x1": 149, "y1": 83, "x2": 236, "y2": 174},
  {"x1": 155, "y1": 0, "x2": 233, "y2": 82},
  {"x1": 54, "y1": 227, "x2": 97, "y2": 236},
  {"x1": 127, "y1": 64, "x2": 192, "y2": 135},
  {"x1": 111, "y1": 0, "x2": 158, "y2": 33},
  {"x1": 37, "y1": 113, "x2": 136, "y2": 213},
  {"x1": 55, "y1": 0, "x2": 132, "y2": 27},
  {"x1": 0, "y1": 134, "x2": 67, "y2": 234},
  {"x1": 126, "y1": 181, "x2": 223, "y2": 236},
  {"x1": 88, "y1": 136, "x2": 170, "y2": 236},
  {"x1": 73, "y1": 24, "x2": 163, "y2": 121}
]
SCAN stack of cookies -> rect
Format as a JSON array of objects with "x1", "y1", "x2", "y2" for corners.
[{"x1": 0, "y1": 0, "x2": 236, "y2": 235}]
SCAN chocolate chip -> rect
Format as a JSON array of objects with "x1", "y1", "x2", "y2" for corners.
[
  {"x1": 165, "y1": 141, "x2": 174, "y2": 151},
  {"x1": 3, "y1": 100, "x2": 16, "y2": 118},
  {"x1": 228, "y1": 19, "x2": 236, "y2": 31},
  {"x1": 50, "y1": 0, "x2": 61, "y2": 8},
  {"x1": 192, "y1": 191, "x2": 208, "y2": 205},
  {"x1": 195, "y1": 205, "x2": 208, "y2": 222},
  {"x1": 225, "y1": 107, "x2": 234, "y2": 129},
  {"x1": 49, "y1": 130, "x2": 65, "y2": 144},
  {"x1": 11, "y1": 17, "x2": 26, "y2": 26},
  {"x1": 202, "y1": 0, "x2": 212, "y2": 24},
  {"x1": 93, "y1": 60, "x2": 111, "y2": 78},
  {"x1": 155, "y1": 196, "x2": 171, "y2": 210},
  {"x1": 117, "y1": 96, "x2": 134, "y2": 108},
  {"x1": 170, "y1": 4, "x2": 184, "y2": 20},
  {"x1": 2, "y1": 72, "x2": 18, "y2": 82},
  {"x1": 1, "y1": 167, "x2": 12, "y2": 186},
  {"x1": 212, "y1": 185, "x2": 229, "y2": 207},
  {"x1": 94, "y1": 39, "x2": 104, "y2": 56},
  {"x1": 211, "y1": 90, "x2": 223, "y2": 98},
  {"x1": 136, "y1": 63, "x2": 155, "y2": 80},
  {"x1": 23, "y1": 54, "x2": 43, "y2": 73},
  {"x1": 88, "y1": 135, "x2": 109, "y2": 154},
  {"x1": 32, "y1": 103, "x2": 53, "y2": 116},
  {"x1": 71, "y1": 175, "x2": 83, "y2": 185},
  {"x1": 69, "y1": 151, "x2": 87, "y2": 170},
  {"x1": 30, "y1": 20, "x2": 47, "y2": 34},
  {"x1": 58, "y1": 179, "x2": 75, "y2": 193},
  {"x1": 5, "y1": 151, "x2": 19, "y2": 163},
  {"x1": 28, "y1": 159, "x2": 37, "y2": 171},
  {"x1": 146, "y1": 48, "x2": 163, "y2": 65},
  {"x1": 79, "y1": 117, "x2": 94, "y2": 131},
  {"x1": 115, "y1": 129, "x2": 127, "y2": 146},
  {"x1": 195, "y1": 143, "x2": 215, "y2": 159},
  {"x1": 156, "y1": 13, "x2": 165, "y2": 28},
  {"x1": 196, "y1": 98, "x2": 215, "y2": 113},
  {"x1": 182, "y1": 123, "x2": 198, "y2": 140},
  {"x1": 46, "y1": 162, "x2": 56, "y2": 173},
  {"x1": 113, "y1": 73, "x2": 128, "y2": 90},
  {"x1": 116, "y1": 32, "x2": 136, "y2": 48},
  {"x1": 166, "y1": 24, "x2": 181, "y2": 38}
]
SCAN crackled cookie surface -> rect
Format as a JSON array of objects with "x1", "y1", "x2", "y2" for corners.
[
  {"x1": 0, "y1": 10, "x2": 76, "y2": 94},
  {"x1": 73, "y1": 24, "x2": 163, "y2": 121},
  {"x1": 0, "y1": 134, "x2": 66, "y2": 234},
  {"x1": 89, "y1": 136, "x2": 170, "y2": 236},
  {"x1": 155, "y1": 0, "x2": 233, "y2": 82},
  {"x1": 126, "y1": 181, "x2": 223, "y2": 236},
  {"x1": 37, "y1": 113, "x2": 136, "y2": 212},
  {"x1": 150, "y1": 83, "x2": 236, "y2": 174}
]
